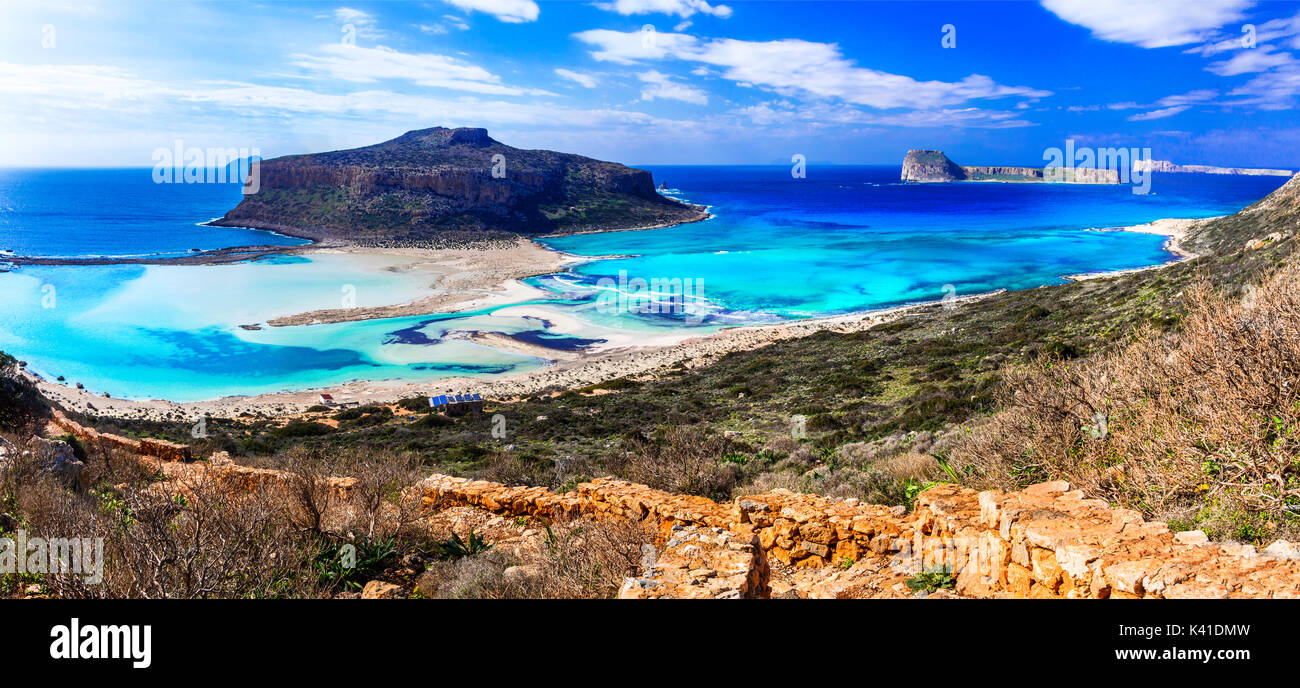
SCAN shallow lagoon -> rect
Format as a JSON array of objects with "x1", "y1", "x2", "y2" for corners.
[{"x1": 0, "y1": 166, "x2": 1287, "y2": 401}]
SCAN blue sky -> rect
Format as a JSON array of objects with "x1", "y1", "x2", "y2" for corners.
[{"x1": 3, "y1": 0, "x2": 1299, "y2": 167}]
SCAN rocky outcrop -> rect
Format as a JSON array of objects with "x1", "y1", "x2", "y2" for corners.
[
  {"x1": 618, "y1": 524, "x2": 769, "y2": 599},
  {"x1": 412, "y1": 474, "x2": 1300, "y2": 599},
  {"x1": 1134, "y1": 159, "x2": 1294, "y2": 176},
  {"x1": 88, "y1": 433, "x2": 1300, "y2": 598},
  {"x1": 27, "y1": 436, "x2": 85, "y2": 489},
  {"x1": 212, "y1": 127, "x2": 707, "y2": 242},
  {"x1": 900, "y1": 150, "x2": 968, "y2": 181},
  {"x1": 901, "y1": 149, "x2": 1119, "y2": 184},
  {"x1": 50, "y1": 411, "x2": 192, "y2": 462}
]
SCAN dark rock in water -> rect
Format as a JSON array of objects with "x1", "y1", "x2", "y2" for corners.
[
  {"x1": 56, "y1": 375, "x2": 64, "y2": 381},
  {"x1": 239, "y1": 324, "x2": 263, "y2": 331},
  {"x1": 212, "y1": 126, "x2": 707, "y2": 243}
]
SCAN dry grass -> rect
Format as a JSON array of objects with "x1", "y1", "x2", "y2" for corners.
[
  {"x1": 950, "y1": 266, "x2": 1300, "y2": 539},
  {"x1": 1, "y1": 439, "x2": 326, "y2": 598},
  {"x1": 421, "y1": 518, "x2": 654, "y2": 599},
  {"x1": 613, "y1": 426, "x2": 742, "y2": 500}
]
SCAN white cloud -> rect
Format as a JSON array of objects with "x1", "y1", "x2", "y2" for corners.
[
  {"x1": 575, "y1": 28, "x2": 702, "y2": 63},
  {"x1": 334, "y1": 7, "x2": 372, "y2": 25},
  {"x1": 290, "y1": 44, "x2": 551, "y2": 96},
  {"x1": 332, "y1": 7, "x2": 383, "y2": 38},
  {"x1": 1040, "y1": 0, "x2": 1253, "y2": 48},
  {"x1": 416, "y1": 15, "x2": 472, "y2": 33},
  {"x1": 0, "y1": 61, "x2": 681, "y2": 135},
  {"x1": 1227, "y1": 61, "x2": 1300, "y2": 108},
  {"x1": 1128, "y1": 105, "x2": 1190, "y2": 121},
  {"x1": 1208, "y1": 47, "x2": 1296, "y2": 75},
  {"x1": 555, "y1": 68, "x2": 598, "y2": 88},
  {"x1": 1156, "y1": 89, "x2": 1217, "y2": 106},
  {"x1": 1187, "y1": 12, "x2": 1300, "y2": 56},
  {"x1": 0, "y1": 62, "x2": 177, "y2": 108},
  {"x1": 733, "y1": 99, "x2": 1035, "y2": 129},
  {"x1": 441, "y1": 0, "x2": 539, "y2": 23},
  {"x1": 573, "y1": 29, "x2": 1049, "y2": 109},
  {"x1": 638, "y1": 69, "x2": 707, "y2": 104},
  {"x1": 595, "y1": 0, "x2": 732, "y2": 19},
  {"x1": 1066, "y1": 101, "x2": 1141, "y2": 112}
]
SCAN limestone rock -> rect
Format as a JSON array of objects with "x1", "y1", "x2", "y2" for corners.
[{"x1": 360, "y1": 581, "x2": 404, "y2": 599}]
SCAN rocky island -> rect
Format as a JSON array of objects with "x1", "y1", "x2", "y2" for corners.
[
  {"x1": 212, "y1": 127, "x2": 708, "y2": 244},
  {"x1": 900, "y1": 149, "x2": 1118, "y2": 184},
  {"x1": 1133, "y1": 159, "x2": 1294, "y2": 176}
]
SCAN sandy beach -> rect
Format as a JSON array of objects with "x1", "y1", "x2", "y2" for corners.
[
  {"x1": 26, "y1": 215, "x2": 1208, "y2": 422},
  {"x1": 1062, "y1": 216, "x2": 1211, "y2": 281},
  {"x1": 30, "y1": 287, "x2": 1006, "y2": 422},
  {"x1": 262, "y1": 238, "x2": 582, "y2": 327}
]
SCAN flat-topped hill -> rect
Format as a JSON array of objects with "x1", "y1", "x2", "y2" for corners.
[{"x1": 211, "y1": 127, "x2": 707, "y2": 243}]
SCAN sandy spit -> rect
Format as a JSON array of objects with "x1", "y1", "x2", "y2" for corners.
[{"x1": 1061, "y1": 216, "x2": 1213, "y2": 282}]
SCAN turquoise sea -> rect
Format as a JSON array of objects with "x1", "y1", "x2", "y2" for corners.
[{"x1": 0, "y1": 166, "x2": 1287, "y2": 401}]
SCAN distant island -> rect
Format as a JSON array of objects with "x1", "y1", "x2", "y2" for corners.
[
  {"x1": 212, "y1": 127, "x2": 707, "y2": 244},
  {"x1": 902, "y1": 149, "x2": 1293, "y2": 184},
  {"x1": 900, "y1": 149, "x2": 1118, "y2": 183},
  {"x1": 1133, "y1": 159, "x2": 1294, "y2": 176}
]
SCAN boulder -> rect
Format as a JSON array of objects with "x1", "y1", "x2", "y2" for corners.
[
  {"x1": 360, "y1": 580, "x2": 404, "y2": 599},
  {"x1": 28, "y1": 436, "x2": 85, "y2": 489}
]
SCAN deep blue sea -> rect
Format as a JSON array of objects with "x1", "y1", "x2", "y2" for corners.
[
  {"x1": 0, "y1": 169, "x2": 306, "y2": 258},
  {"x1": 0, "y1": 166, "x2": 1287, "y2": 401},
  {"x1": 538, "y1": 166, "x2": 1284, "y2": 318}
]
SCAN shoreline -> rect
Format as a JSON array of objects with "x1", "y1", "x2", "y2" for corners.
[
  {"x1": 28, "y1": 288, "x2": 1008, "y2": 421},
  {"x1": 20, "y1": 213, "x2": 1208, "y2": 421},
  {"x1": 1061, "y1": 216, "x2": 1211, "y2": 281}
]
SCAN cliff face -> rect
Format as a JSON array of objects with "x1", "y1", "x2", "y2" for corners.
[
  {"x1": 213, "y1": 127, "x2": 706, "y2": 242},
  {"x1": 1134, "y1": 159, "x2": 1294, "y2": 176},
  {"x1": 901, "y1": 149, "x2": 1119, "y2": 184},
  {"x1": 900, "y1": 150, "x2": 968, "y2": 181}
]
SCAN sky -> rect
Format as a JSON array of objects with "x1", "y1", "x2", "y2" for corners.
[{"x1": 2, "y1": 0, "x2": 1300, "y2": 167}]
